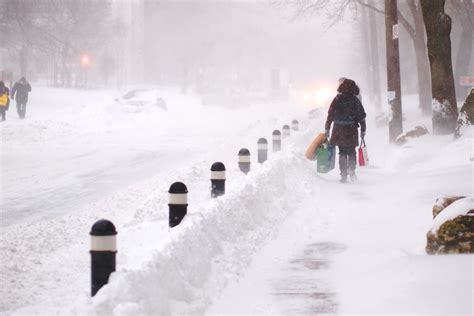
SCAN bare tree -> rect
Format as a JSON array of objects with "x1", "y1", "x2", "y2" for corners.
[
  {"x1": 0, "y1": 0, "x2": 113, "y2": 86},
  {"x1": 405, "y1": 0, "x2": 431, "y2": 115},
  {"x1": 366, "y1": 0, "x2": 382, "y2": 114},
  {"x1": 0, "y1": 0, "x2": 48, "y2": 76},
  {"x1": 357, "y1": 0, "x2": 432, "y2": 116},
  {"x1": 420, "y1": 0, "x2": 458, "y2": 134},
  {"x1": 290, "y1": 0, "x2": 432, "y2": 116}
]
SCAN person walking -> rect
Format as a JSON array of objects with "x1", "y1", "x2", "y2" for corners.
[
  {"x1": 325, "y1": 79, "x2": 366, "y2": 183},
  {"x1": 11, "y1": 77, "x2": 31, "y2": 119},
  {"x1": 0, "y1": 81, "x2": 10, "y2": 122}
]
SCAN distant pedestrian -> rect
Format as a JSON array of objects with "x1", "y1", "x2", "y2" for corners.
[
  {"x1": 0, "y1": 81, "x2": 10, "y2": 122},
  {"x1": 325, "y1": 79, "x2": 366, "y2": 183},
  {"x1": 11, "y1": 77, "x2": 31, "y2": 119}
]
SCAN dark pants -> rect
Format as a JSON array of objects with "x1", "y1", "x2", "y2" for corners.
[
  {"x1": 16, "y1": 100, "x2": 27, "y2": 118},
  {"x1": 338, "y1": 146, "x2": 356, "y2": 176},
  {"x1": 0, "y1": 108, "x2": 5, "y2": 121}
]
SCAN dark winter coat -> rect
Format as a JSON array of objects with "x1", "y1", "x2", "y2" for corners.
[
  {"x1": 325, "y1": 80, "x2": 366, "y2": 147},
  {"x1": 11, "y1": 80, "x2": 31, "y2": 103}
]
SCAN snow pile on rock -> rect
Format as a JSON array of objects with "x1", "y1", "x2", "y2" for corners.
[
  {"x1": 395, "y1": 125, "x2": 428, "y2": 145},
  {"x1": 431, "y1": 196, "x2": 466, "y2": 218},
  {"x1": 426, "y1": 196, "x2": 474, "y2": 254}
]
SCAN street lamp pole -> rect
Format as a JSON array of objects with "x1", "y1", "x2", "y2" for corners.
[{"x1": 81, "y1": 54, "x2": 91, "y2": 89}]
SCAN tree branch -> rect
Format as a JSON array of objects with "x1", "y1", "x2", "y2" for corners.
[
  {"x1": 397, "y1": 9, "x2": 416, "y2": 39},
  {"x1": 355, "y1": 0, "x2": 384, "y2": 15},
  {"x1": 356, "y1": 0, "x2": 415, "y2": 40}
]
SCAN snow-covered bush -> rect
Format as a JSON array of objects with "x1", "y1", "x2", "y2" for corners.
[{"x1": 454, "y1": 88, "x2": 474, "y2": 138}]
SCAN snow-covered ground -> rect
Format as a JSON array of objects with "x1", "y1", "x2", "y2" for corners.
[{"x1": 0, "y1": 87, "x2": 472, "y2": 315}]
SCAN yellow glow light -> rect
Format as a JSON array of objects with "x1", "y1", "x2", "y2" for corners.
[
  {"x1": 314, "y1": 86, "x2": 333, "y2": 105},
  {"x1": 81, "y1": 55, "x2": 91, "y2": 66}
]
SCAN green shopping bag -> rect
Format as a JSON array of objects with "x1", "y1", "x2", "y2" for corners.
[{"x1": 316, "y1": 142, "x2": 336, "y2": 173}]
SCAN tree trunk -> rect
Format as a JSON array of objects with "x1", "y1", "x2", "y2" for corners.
[
  {"x1": 368, "y1": 0, "x2": 382, "y2": 114},
  {"x1": 19, "y1": 45, "x2": 27, "y2": 77},
  {"x1": 453, "y1": 1, "x2": 474, "y2": 102},
  {"x1": 408, "y1": 0, "x2": 432, "y2": 115},
  {"x1": 53, "y1": 55, "x2": 59, "y2": 87},
  {"x1": 359, "y1": 0, "x2": 431, "y2": 116},
  {"x1": 362, "y1": 4, "x2": 373, "y2": 102},
  {"x1": 420, "y1": 0, "x2": 459, "y2": 135},
  {"x1": 385, "y1": 0, "x2": 403, "y2": 142},
  {"x1": 454, "y1": 26, "x2": 473, "y2": 101}
]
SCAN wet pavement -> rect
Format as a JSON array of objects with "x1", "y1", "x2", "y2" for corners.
[{"x1": 271, "y1": 242, "x2": 346, "y2": 314}]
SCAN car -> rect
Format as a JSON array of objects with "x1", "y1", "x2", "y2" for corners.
[{"x1": 115, "y1": 89, "x2": 167, "y2": 111}]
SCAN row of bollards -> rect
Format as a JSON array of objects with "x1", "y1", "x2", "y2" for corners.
[
  {"x1": 258, "y1": 138, "x2": 268, "y2": 164},
  {"x1": 238, "y1": 148, "x2": 251, "y2": 174},
  {"x1": 168, "y1": 182, "x2": 189, "y2": 228},
  {"x1": 90, "y1": 219, "x2": 117, "y2": 297},
  {"x1": 211, "y1": 162, "x2": 226, "y2": 198},
  {"x1": 89, "y1": 119, "x2": 299, "y2": 297},
  {"x1": 283, "y1": 125, "x2": 290, "y2": 138},
  {"x1": 273, "y1": 130, "x2": 282, "y2": 152},
  {"x1": 292, "y1": 119, "x2": 299, "y2": 131}
]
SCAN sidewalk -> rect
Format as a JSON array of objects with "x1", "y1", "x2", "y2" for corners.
[{"x1": 207, "y1": 126, "x2": 473, "y2": 315}]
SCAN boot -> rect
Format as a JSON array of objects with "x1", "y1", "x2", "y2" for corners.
[
  {"x1": 340, "y1": 174, "x2": 348, "y2": 183},
  {"x1": 349, "y1": 169, "x2": 357, "y2": 181}
]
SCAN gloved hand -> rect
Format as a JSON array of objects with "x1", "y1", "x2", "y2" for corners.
[
  {"x1": 325, "y1": 130, "x2": 330, "y2": 139},
  {"x1": 361, "y1": 131, "x2": 366, "y2": 138}
]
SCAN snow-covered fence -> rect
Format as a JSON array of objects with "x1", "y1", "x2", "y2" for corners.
[
  {"x1": 292, "y1": 120, "x2": 299, "y2": 131},
  {"x1": 272, "y1": 130, "x2": 281, "y2": 152},
  {"x1": 210, "y1": 162, "x2": 226, "y2": 198},
  {"x1": 238, "y1": 148, "x2": 251, "y2": 174},
  {"x1": 90, "y1": 219, "x2": 117, "y2": 297},
  {"x1": 169, "y1": 182, "x2": 188, "y2": 228},
  {"x1": 257, "y1": 138, "x2": 268, "y2": 164},
  {"x1": 282, "y1": 125, "x2": 290, "y2": 138}
]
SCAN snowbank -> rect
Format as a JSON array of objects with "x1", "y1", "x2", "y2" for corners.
[
  {"x1": 3, "y1": 90, "x2": 473, "y2": 314},
  {"x1": 91, "y1": 150, "x2": 318, "y2": 315},
  {"x1": 2, "y1": 85, "x2": 311, "y2": 314}
]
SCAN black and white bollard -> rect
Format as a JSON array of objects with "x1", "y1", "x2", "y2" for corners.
[
  {"x1": 272, "y1": 130, "x2": 282, "y2": 152},
  {"x1": 169, "y1": 182, "x2": 188, "y2": 227},
  {"x1": 238, "y1": 148, "x2": 251, "y2": 174},
  {"x1": 257, "y1": 138, "x2": 268, "y2": 164},
  {"x1": 282, "y1": 125, "x2": 290, "y2": 138},
  {"x1": 90, "y1": 219, "x2": 117, "y2": 297},
  {"x1": 210, "y1": 162, "x2": 226, "y2": 198},
  {"x1": 292, "y1": 120, "x2": 299, "y2": 131}
]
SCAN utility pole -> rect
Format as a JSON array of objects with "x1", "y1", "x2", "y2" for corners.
[{"x1": 385, "y1": 0, "x2": 403, "y2": 142}]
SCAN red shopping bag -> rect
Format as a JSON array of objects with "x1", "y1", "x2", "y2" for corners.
[{"x1": 358, "y1": 138, "x2": 369, "y2": 166}]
